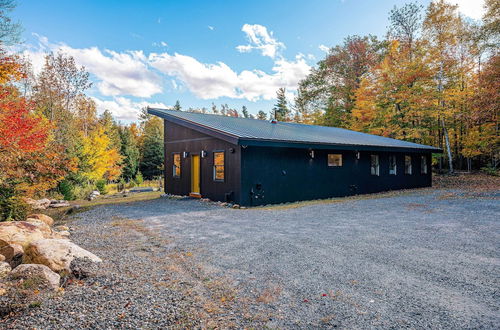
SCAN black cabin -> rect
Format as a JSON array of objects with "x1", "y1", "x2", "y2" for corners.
[{"x1": 148, "y1": 108, "x2": 442, "y2": 206}]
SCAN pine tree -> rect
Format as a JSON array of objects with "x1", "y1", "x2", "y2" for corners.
[
  {"x1": 119, "y1": 126, "x2": 140, "y2": 182},
  {"x1": 272, "y1": 87, "x2": 290, "y2": 121},
  {"x1": 139, "y1": 117, "x2": 164, "y2": 180},
  {"x1": 257, "y1": 110, "x2": 267, "y2": 120},
  {"x1": 242, "y1": 106, "x2": 249, "y2": 118},
  {"x1": 173, "y1": 100, "x2": 181, "y2": 111}
]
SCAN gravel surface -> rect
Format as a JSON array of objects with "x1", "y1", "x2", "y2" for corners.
[{"x1": 3, "y1": 188, "x2": 499, "y2": 328}]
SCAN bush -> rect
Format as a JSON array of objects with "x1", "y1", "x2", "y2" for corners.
[
  {"x1": 58, "y1": 179, "x2": 76, "y2": 201},
  {"x1": 481, "y1": 167, "x2": 499, "y2": 176},
  {"x1": 95, "y1": 179, "x2": 108, "y2": 195},
  {"x1": 0, "y1": 184, "x2": 30, "y2": 222},
  {"x1": 134, "y1": 172, "x2": 144, "y2": 185}
]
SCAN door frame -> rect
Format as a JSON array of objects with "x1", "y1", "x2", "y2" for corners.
[{"x1": 190, "y1": 154, "x2": 201, "y2": 197}]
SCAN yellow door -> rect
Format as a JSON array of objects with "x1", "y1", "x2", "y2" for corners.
[{"x1": 191, "y1": 155, "x2": 200, "y2": 195}]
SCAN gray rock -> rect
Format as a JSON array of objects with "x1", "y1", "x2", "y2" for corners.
[
  {"x1": 9, "y1": 264, "x2": 60, "y2": 290},
  {"x1": 0, "y1": 261, "x2": 11, "y2": 278}
]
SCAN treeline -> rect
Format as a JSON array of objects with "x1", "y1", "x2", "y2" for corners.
[
  {"x1": 0, "y1": 2, "x2": 166, "y2": 220},
  {"x1": 291, "y1": 0, "x2": 499, "y2": 172}
]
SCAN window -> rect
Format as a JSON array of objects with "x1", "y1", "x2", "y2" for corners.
[
  {"x1": 370, "y1": 155, "x2": 380, "y2": 176},
  {"x1": 389, "y1": 155, "x2": 397, "y2": 175},
  {"x1": 405, "y1": 155, "x2": 412, "y2": 174},
  {"x1": 213, "y1": 151, "x2": 224, "y2": 181},
  {"x1": 328, "y1": 154, "x2": 342, "y2": 167},
  {"x1": 173, "y1": 153, "x2": 181, "y2": 178},
  {"x1": 421, "y1": 156, "x2": 428, "y2": 174}
]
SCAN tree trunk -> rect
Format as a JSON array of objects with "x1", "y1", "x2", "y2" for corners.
[{"x1": 441, "y1": 118, "x2": 454, "y2": 174}]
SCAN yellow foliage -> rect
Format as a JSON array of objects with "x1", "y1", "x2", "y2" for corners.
[{"x1": 80, "y1": 126, "x2": 122, "y2": 182}]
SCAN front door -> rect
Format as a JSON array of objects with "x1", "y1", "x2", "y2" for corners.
[{"x1": 190, "y1": 155, "x2": 201, "y2": 196}]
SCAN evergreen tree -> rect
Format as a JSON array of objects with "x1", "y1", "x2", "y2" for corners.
[
  {"x1": 119, "y1": 126, "x2": 140, "y2": 182},
  {"x1": 257, "y1": 110, "x2": 267, "y2": 120},
  {"x1": 272, "y1": 87, "x2": 290, "y2": 121},
  {"x1": 139, "y1": 117, "x2": 164, "y2": 180},
  {"x1": 242, "y1": 105, "x2": 249, "y2": 118},
  {"x1": 173, "y1": 100, "x2": 181, "y2": 111}
]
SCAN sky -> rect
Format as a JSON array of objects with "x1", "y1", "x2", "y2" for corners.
[{"x1": 14, "y1": 0, "x2": 485, "y2": 123}]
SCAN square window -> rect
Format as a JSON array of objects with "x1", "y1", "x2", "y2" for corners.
[
  {"x1": 389, "y1": 155, "x2": 397, "y2": 175},
  {"x1": 421, "y1": 156, "x2": 428, "y2": 174},
  {"x1": 405, "y1": 155, "x2": 412, "y2": 174},
  {"x1": 213, "y1": 151, "x2": 224, "y2": 181},
  {"x1": 173, "y1": 153, "x2": 181, "y2": 178},
  {"x1": 371, "y1": 155, "x2": 380, "y2": 176},
  {"x1": 328, "y1": 154, "x2": 342, "y2": 167}
]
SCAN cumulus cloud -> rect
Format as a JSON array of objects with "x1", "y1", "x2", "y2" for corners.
[
  {"x1": 93, "y1": 96, "x2": 169, "y2": 122},
  {"x1": 24, "y1": 34, "x2": 163, "y2": 98},
  {"x1": 236, "y1": 24, "x2": 285, "y2": 58},
  {"x1": 149, "y1": 51, "x2": 311, "y2": 101}
]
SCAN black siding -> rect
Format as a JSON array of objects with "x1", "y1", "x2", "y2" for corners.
[
  {"x1": 163, "y1": 120, "x2": 241, "y2": 203},
  {"x1": 240, "y1": 146, "x2": 432, "y2": 206}
]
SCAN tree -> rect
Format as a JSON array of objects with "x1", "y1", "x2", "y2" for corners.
[
  {"x1": 296, "y1": 35, "x2": 385, "y2": 127},
  {"x1": 79, "y1": 126, "x2": 122, "y2": 182},
  {"x1": 0, "y1": 0, "x2": 22, "y2": 45},
  {"x1": 119, "y1": 126, "x2": 140, "y2": 182},
  {"x1": 388, "y1": 2, "x2": 423, "y2": 57},
  {"x1": 257, "y1": 110, "x2": 267, "y2": 120},
  {"x1": 173, "y1": 100, "x2": 181, "y2": 111},
  {"x1": 139, "y1": 117, "x2": 164, "y2": 180},
  {"x1": 272, "y1": 87, "x2": 289, "y2": 121},
  {"x1": 242, "y1": 105, "x2": 249, "y2": 118}
]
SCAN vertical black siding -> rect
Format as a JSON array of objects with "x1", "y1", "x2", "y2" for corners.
[
  {"x1": 163, "y1": 120, "x2": 241, "y2": 203},
  {"x1": 240, "y1": 146, "x2": 432, "y2": 206}
]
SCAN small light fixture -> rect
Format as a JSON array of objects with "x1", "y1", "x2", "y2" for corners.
[
  {"x1": 229, "y1": 148, "x2": 235, "y2": 153},
  {"x1": 309, "y1": 150, "x2": 315, "y2": 159},
  {"x1": 201, "y1": 150, "x2": 207, "y2": 158},
  {"x1": 183, "y1": 151, "x2": 189, "y2": 158},
  {"x1": 355, "y1": 151, "x2": 360, "y2": 160}
]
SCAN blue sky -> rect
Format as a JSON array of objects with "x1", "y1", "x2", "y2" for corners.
[{"x1": 14, "y1": 0, "x2": 483, "y2": 122}]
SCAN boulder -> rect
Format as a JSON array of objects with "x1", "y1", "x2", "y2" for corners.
[
  {"x1": 24, "y1": 239, "x2": 102, "y2": 274},
  {"x1": 54, "y1": 225, "x2": 69, "y2": 232},
  {"x1": 0, "y1": 240, "x2": 23, "y2": 266},
  {"x1": 26, "y1": 214, "x2": 54, "y2": 227},
  {"x1": 9, "y1": 264, "x2": 60, "y2": 290},
  {"x1": 54, "y1": 230, "x2": 70, "y2": 239},
  {"x1": 24, "y1": 219, "x2": 52, "y2": 236},
  {"x1": 0, "y1": 262, "x2": 11, "y2": 278},
  {"x1": 0, "y1": 254, "x2": 4, "y2": 262},
  {"x1": 0, "y1": 222, "x2": 47, "y2": 247}
]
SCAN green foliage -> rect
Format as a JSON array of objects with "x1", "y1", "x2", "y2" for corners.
[
  {"x1": 481, "y1": 167, "x2": 499, "y2": 177},
  {"x1": 139, "y1": 117, "x2": 164, "y2": 180},
  {"x1": 58, "y1": 179, "x2": 76, "y2": 201},
  {"x1": 119, "y1": 126, "x2": 140, "y2": 182},
  {"x1": 95, "y1": 179, "x2": 107, "y2": 195},
  {"x1": 135, "y1": 171, "x2": 144, "y2": 185},
  {"x1": 272, "y1": 88, "x2": 290, "y2": 121},
  {"x1": 0, "y1": 184, "x2": 29, "y2": 222}
]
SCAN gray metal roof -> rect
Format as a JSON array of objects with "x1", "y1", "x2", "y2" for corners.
[{"x1": 148, "y1": 107, "x2": 441, "y2": 152}]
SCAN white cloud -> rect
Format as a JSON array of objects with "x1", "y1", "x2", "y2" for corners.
[
  {"x1": 319, "y1": 44, "x2": 330, "y2": 53},
  {"x1": 208, "y1": 25, "x2": 214, "y2": 30},
  {"x1": 450, "y1": 0, "x2": 485, "y2": 20},
  {"x1": 152, "y1": 41, "x2": 168, "y2": 47},
  {"x1": 24, "y1": 34, "x2": 163, "y2": 98},
  {"x1": 93, "y1": 96, "x2": 169, "y2": 122},
  {"x1": 236, "y1": 24, "x2": 285, "y2": 58},
  {"x1": 149, "y1": 51, "x2": 311, "y2": 101}
]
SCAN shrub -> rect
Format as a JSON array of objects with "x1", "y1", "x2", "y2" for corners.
[
  {"x1": 95, "y1": 179, "x2": 108, "y2": 195},
  {"x1": 481, "y1": 167, "x2": 499, "y2": 176},
  {"x1": 0, "y1": 184, "x2": 30, "y2": 222},
  {"x1": 58, "y1": 179, "x2": 76, "y2": 201},
  {"x1": 134, "y1": 172, "x2": 144, "y2": 185}
]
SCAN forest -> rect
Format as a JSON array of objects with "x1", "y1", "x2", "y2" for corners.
[{"x1": 0, "y1": 0, "x2": 498, "y2": 221}]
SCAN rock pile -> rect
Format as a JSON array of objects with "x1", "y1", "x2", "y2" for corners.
[{"x1": 0, "y1": 213, "x2": 102, "y2": 310}]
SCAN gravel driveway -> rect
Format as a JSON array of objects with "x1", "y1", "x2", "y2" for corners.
[{"x1": 4, "y1": 188, "x2": 499, "y2": 328}]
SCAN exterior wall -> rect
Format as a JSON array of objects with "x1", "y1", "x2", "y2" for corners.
[
  {"x1": 163, "y1": 120, "x2": 241, "y2": 203},
  {"x1": 240, "y1": 146, "x2": 432, "y2": 206}
]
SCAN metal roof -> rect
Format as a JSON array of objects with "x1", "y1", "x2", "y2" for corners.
[{"x1": 148, "y1": 107, "x2": 441, "y2": 152}]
